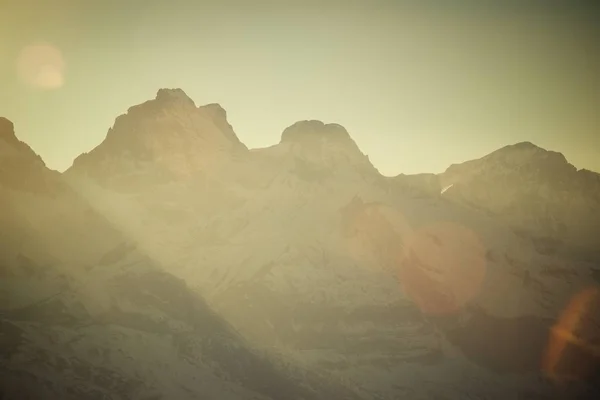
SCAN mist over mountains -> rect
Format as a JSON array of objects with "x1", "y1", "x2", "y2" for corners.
[{"x1": 1, "y1": 89, "x2": 599, "y2": 399}]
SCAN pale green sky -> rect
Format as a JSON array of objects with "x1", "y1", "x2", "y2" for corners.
[{"x1": 1, "y1": 0, "x2": 598, "y2": 175}]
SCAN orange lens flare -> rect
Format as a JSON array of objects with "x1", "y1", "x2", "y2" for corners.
[
  {"x1": 398, "y1": 222, "x2": 486, "y2": 316},
  {"x1": 542, "y1": 287, "x2": 600, "y2": 382},
  {"x1": 16, "y1": 43, "x2": 66, "y2": 90}
]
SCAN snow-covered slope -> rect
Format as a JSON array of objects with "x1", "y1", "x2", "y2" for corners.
[
  {"x1": 391, "y1": 173, "x2": 441, "y2": 198},
  {"x1": 0, "y1": 117, "x2": 364, "y2": 400},
  {"x1": 2, "y1": 89, "x2": 599, "y2": 399},
  {"x1": 440, "y1": 142, "x2": 600, "y2": 259}
]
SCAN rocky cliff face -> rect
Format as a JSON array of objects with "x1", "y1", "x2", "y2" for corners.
[
  {"x1": 0, "y1": 117, "x2": 63, "y2": 195},
  {"x1": 1, "y1": 251, "x2": 361, "y2": 400},
  {"x1": 68, "y1": 89, "x2": 247, "y2": 190},
  {"x1": 439, "y1": 142, "x2": 600, "y2": 259},
  {"x1": 0, "y1": 113, "x2": 363, "y2": 400},
  {"x1": 2, "y1": 89, "x2": 599, "y2": 399},
  {"x1": 280, "y1": 120, "x2": 370, "y2": 169},
  {"x1": 392, "y1": 173, "x2": 441, "y2": 197},
  {"x1": 253, "y1": 120, "x2": 380, "y2": 187}
]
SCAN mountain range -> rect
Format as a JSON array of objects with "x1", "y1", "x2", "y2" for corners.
[{"x1": 1, "y1": 89, "x2": 599, "y2": 399}]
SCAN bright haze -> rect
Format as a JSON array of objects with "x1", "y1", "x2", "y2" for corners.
[
  {"x1": 0, "y1": 0, "x2": 599, "y2": 175},
  {"x1": 2, "y1": 2, "x2": 600, "y2": 399}
]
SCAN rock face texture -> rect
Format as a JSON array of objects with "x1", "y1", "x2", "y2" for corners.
[
  {"x1": 1, "y1": 89, "x2": 599, "y2": 399},
  {"x1": 274, "y1": 120, "x2": 379, "y2": 183},
  {"x1": 0, "y1": 117, "x2": 63, "y2": 194},
  {"x1": 392, "y1": 173, "x2": 441, "y2": 197},
  {"x1": 439, "y1": 142, "x2": 600, "y2": 259},
  {"x1": 68, "y1": 89, "x2": 247, "y2": 189}
]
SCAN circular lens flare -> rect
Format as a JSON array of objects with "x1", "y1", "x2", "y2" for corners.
[
  {"x1": 399, "y1": 221, "x2": 487, "y2": 316},
  {"x1": 341, "y1": 199, "x2": 413, "y2": 270},
  {"x1": 16, "y1": 43, "x2": 66, "y2": 90}
]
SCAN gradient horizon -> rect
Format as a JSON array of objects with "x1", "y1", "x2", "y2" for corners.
[{"x1": 1, "y1": 0, "x2": 598, "y2": 175}]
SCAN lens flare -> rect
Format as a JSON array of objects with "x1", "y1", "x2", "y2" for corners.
[
  {"x1": 340, "y1": 199, "x2": 412, "y2": 270},
  {"x1": 16, "y1": 43, "x2": 66, "y2": 90},
  {"x1": 399, "y1": 221, "x2": 487, "y2": 316},
  {"x1": 542, "y1": 287, "x2": 600, "y2": 382}
]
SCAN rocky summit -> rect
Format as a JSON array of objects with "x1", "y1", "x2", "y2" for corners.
[
  {"x1": 0, "y1": 117, "x2": 63, "y2": 194},
  {"x1": 1, "y1": 89, "x2": 599, "y2": 400},
  {"x1": 440, "y1": 141, "x2": 600, "y2": 258},
  {"x1": 68, "y1": 89, "x2": 247, "y2": 189}
]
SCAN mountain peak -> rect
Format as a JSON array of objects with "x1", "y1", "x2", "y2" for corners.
[
  {"x1": 0, "y1": 118, "x2": 63, "y2": 194},
  {"x1": 0, "y1": 116, "x2": 14, "y2": 130},
  {"x1": 280, "y1": 120, "x2": 352, "y2": 145},
  {"x1": 155, "y1": 88, "x2": 196, "y2": 107},
  {"x1": 0, "y1": 117, "x2": 43, "y2": 165},
  {"x1": 486, "y1": 141, "x2": 573, "y2": 173},
  {"x1": 275, "y1": 120, "x2": 378, "y2": 177},
  {"x1": 200, "y1": 103, "x2": 226, "y2": 116},
  {"x1": 444, "y1": 141, "x2": 573, "y2": 178},
  {"x1": 439, "y1": 139, "x2": 600, "y2": 249},
  {"x1": 511, "y1": 141, "x2": 540, "y2": 149},
  {"x1": 496, "y1": 140, "x2": 557, "y2": 156},
  {"x1": 68, "y1": 90, "x2": 247, "y2": 187},
  {"x1": 0, "y1": 117, "x2": 17, "y2": 143}
]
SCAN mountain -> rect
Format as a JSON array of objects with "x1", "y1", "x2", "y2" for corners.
[
  {"x1": 278, "y1": 120, "x2": 377, "y2": 174},
  {"x1": 440, "y1": 142, "x2": 600, "y2": 259},
  {"x1": 68, "y1": 89, "x2": 247, "y2": 190},
  {"x1": 392, "y1": 173, "x2": 441, "y2": 198},
  {"x1": 2, "y1": 89, "x2": 599, "y2": 399},
  {"x1": 0, "y1": 117, "x2": 63, "y2": 195},
  {"x1": 0, "y1": 113, "x2": 363, "y2": 400}
]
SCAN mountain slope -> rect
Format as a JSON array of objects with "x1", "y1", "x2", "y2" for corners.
[
  {"x1": 440, "y1": 142, "x2": 600, "y2": 259},
  {"x1": 0, "y1": 117, "x2": 63, "y2": 195},
  {"x1": 2, "y1": 89, "x2": 599, "y2": 399},
  {"x1": 0, "y1": 118, "x2": 364, "y2": 400},
  {"x1": 68, "y1": 89, "x2": 247, "y2": 190}
]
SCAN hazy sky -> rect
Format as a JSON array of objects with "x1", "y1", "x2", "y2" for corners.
[{"x1": 1, "y1": 0, "x2": 598, "y2": 175}]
